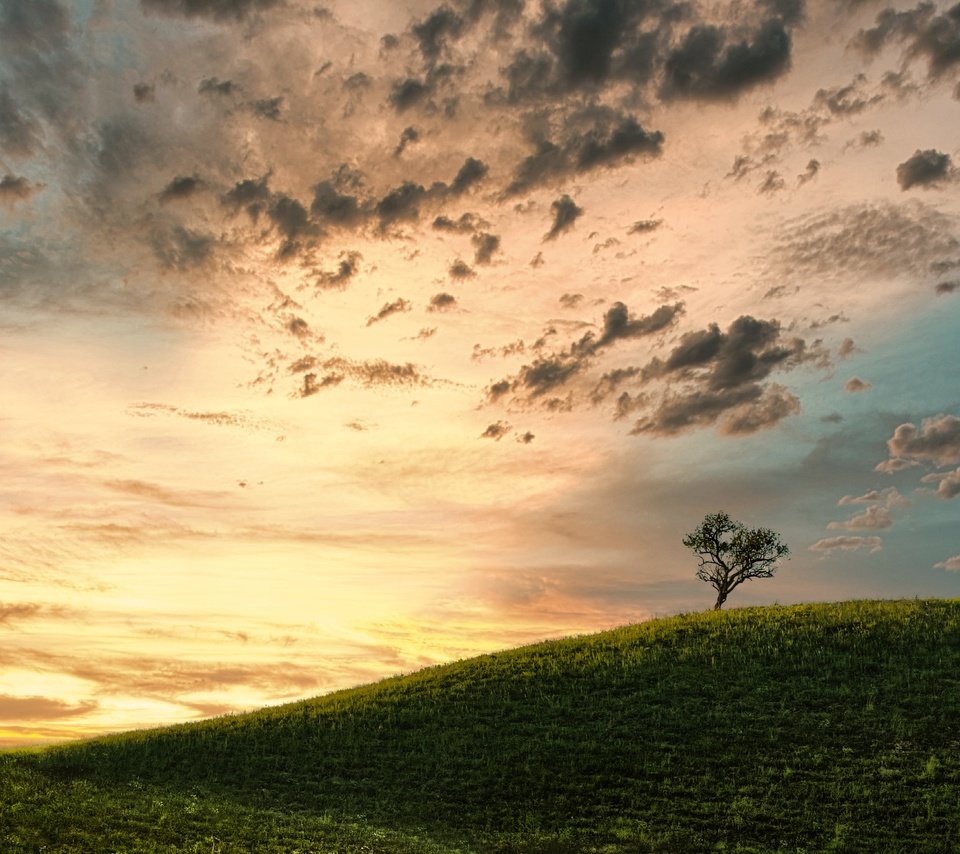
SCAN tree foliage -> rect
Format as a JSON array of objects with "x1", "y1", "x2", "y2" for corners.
[{"x1": 683, "y1": 512, "x2": 789, "y2": 610}]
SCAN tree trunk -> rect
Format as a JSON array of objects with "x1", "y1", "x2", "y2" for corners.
[{"x1": 714, "y1": 589, "x2": 727, "y2": 610}]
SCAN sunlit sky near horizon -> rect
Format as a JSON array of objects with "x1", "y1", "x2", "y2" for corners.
[{"x1": 1, "y1": 0, "x2": 959, "y2": 746}]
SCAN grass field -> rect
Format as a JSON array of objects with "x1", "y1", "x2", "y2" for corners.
[{"x1": 3, "y1": 598, "x2": 960, "y2": 852}]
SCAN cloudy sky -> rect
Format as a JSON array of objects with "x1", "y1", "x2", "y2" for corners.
[{"x1": 1, "y1": 0, "x2": 959, "y2": 745}]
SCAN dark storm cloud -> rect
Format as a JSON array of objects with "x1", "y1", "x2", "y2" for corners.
[
  {"x1": 432, "y1": 212, "x2": 487, "y2": 232},
  {"x1": 628, "y1": 218, "x2": 662, "y2": 234},
  {"x1": 159, "y1": 174, "x2": 202, "y2": 203},
  {"x1": 512, "y1": 354, "x2": 583, "y2": 397},
  {"x1": 852, "y1": 2, "x2": 960, "y2": 79},
  {"x1": 428, "y1": 292, "x2": 457, "y2": 311},
  {"x1": 222, "y1": 159, "x2": 493, "y2": 258},
  {"x1": 473, "y1": 338, "x2": 526, "y2": 361},
  {"x1": 286, "y1": 316, "x2": 311, "y2": 339},
  {"x1": 494, "y1": 0, "x2": 800, "y2": 106},
  {"x1": 93, "y1": 117, "x2": 150, "y2": 181},
  {"x1": 0, "y1": 173, "x2": 38, "y2": 206},
  {"x1": 480, "y1": 420, "x2": 511, "y2": 440},
  {"x1": 727, "y1": 154, "x2": 757, "y2": 180},
  {"x1": 412, "y1": 4, "x2": 465, "y2": 64},
  {"x1": 267, "y1": 193, "x2": 316, "y2": 256},
  {"x1": 449, "y1": 258, "x2": 476, "y2": 279},
  {"x1": 930, "y1": 257, "x2": 960, "y2": 275},
  {"x1": 297, "y1": 372, "x2": 342, "y2": 397},
  {"x1": 389, "y1": 77, "x2": 431, "y2": 112},
  {"x1": 132, "y1": 82, "x2": 155, "y2": 103},
  {"x1": 394, "y1": 125, "x2": 420, "y2": 157},
  {"x1": 343, "y1": 72, "x2": 371, "y2": 91},
  {"x1": 880, "y1": 68, "x2": 920, "y2": 99},
  {"x1": 140, "y1": 0, "x2": 283, "y2": 23},
  {"x1": 472, "y1": 231, "x2": 500, "y2": 264},
  {"x1": 487, "y1": 378, "x2": 512, "y2": 400},
  {"x1": 494, "y1": 1, "x2": 661, "y2": 102},
  {"x1": 846, "y1": 128, "x2": 884, "y2": 150},
  {"x1": 555, "y1": 0, "x2": 630, "y2": 85},
  {"x1": 758, "y1": 170, "x2": 785, "y2": 194},
  {"x1": 0, "y1": 86, "x2": 42, "y2": 156},
  {"x1": 150, "y1": 224, "x2": 214, "y2": 270},
  {"x1": 936, "y1": 280, "x2": 959, "y2": 295},
  {"x1": 251, "y1": 96, "x2": 284, "y2": 121},
  {"x1": 287, "y1": 356, "x2": 317, "y2": 374},
  {"x1": 813, "y1": 77, "x2": 882, "y2": 116},
  {"x1": 632, "y1": 383, "x2": 800, "y2": 436},
  {"x1": 366, "y1": 298, "x2": 413, "y2": 326},
  {"x1": 574, "y1": 113, "x2": 665, "y2": 171},
  {"x1": 544, "y1": 194, "x2": 582, "y2": 240},
  {"x1": 198, "y1": 77, "x2": 239, "y2": 96},
  {"x1": 222, "y1": 174, "x2": 272, "y2": 220},
  {"x1": 311, "y1": 178, "x2": 366, "y2": 228},
  {"x1": 655, "y1": 315, "x2": 804, "y2": 391},
  {"x1": 315, "y1": 251, "x2": 362, "y2": 288},
  {"x1": 659, "y1": 19, "x2": 792, "y2": 101},
  {"x1": 896, "y1": 149, "x2": 955, "y2": 190},
  {"x1": 488, "y1": 301, "x2": 684, "y2": 404},
  {"x1": 450, "y1": 157, "x2": 489, "y2": 194},
  {"x1": 376, "y1": 180, "x2": 431, "y2": 227},
  {"x1": 376, "y1": 159, "x2": 487, "y2": 228},
  {"x1": 349, "y1": 359, "x2": 429, "y2": 387},
  {"x1": 850, "y1": 5, "x2": 929, "y2": 56},
  {"x1": 506, "y1": 108, "x2": 663, "y2": 195},
  {"x1": 591, "y1": 366, "x2": 642, "y2": 402},
  {"x1": 797, "y1": 159, "x2": 819, "y2": 186},
  {"x1": 619, "y1": 314, "x2": 818, "y2": 436},
  {"x1": 222, "y1": 174, "x2": 324, "y2": 256},
  {"x1": 0, "y1": 0, "x2": 87, "y2": 163},
  {"x1": 591, "y1": 300, "x2": 684, "y2": 350}
]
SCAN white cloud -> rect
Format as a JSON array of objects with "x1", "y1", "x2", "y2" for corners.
[{"x1": 810, "y1": 536, "x2": 883, "y2": 554}]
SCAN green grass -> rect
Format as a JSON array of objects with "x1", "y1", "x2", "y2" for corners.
[{"x1": 3, "y1": 599, "x2": 960, "y2": 852}]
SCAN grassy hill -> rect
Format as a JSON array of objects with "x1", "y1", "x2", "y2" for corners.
[{"x1": 3, "y1": 599, "x2": 960, "y2": 852}]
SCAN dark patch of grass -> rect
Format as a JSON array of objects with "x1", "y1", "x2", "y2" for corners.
[{"x1": 3, "y1": 599, "x2": 960, "y2": 852}]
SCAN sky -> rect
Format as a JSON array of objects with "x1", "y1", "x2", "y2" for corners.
[{"x1": 1, "y1": 0, "x2": 959, "y2": 746}]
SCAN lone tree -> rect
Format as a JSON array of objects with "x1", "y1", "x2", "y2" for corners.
[{"x1": 683, "y1": 512, "x2": 789, "y2": 610}]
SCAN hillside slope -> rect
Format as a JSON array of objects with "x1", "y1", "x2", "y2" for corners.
[{"x1": 3, "y1": 599, "x2": 960, "y2": 852}]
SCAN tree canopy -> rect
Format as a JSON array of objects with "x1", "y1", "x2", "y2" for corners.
[{"x1": 683, "y1": 512, "x2": 789, "y2": 610}]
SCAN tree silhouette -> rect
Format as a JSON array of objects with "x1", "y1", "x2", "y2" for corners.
[{"x1": 683, "y1": 512, "x2": 789, "y2": 610}]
